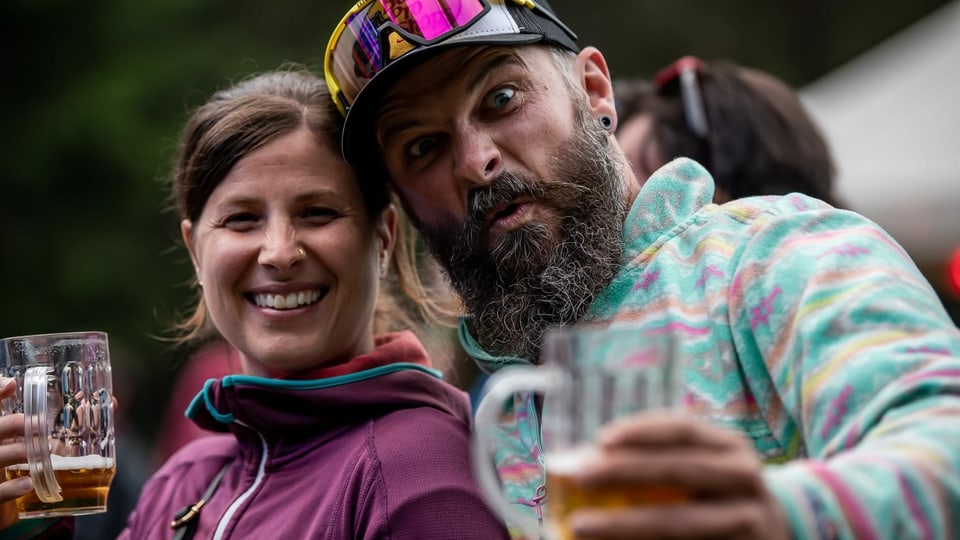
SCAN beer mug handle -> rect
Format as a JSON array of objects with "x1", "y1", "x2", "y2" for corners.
[
  {"x1": 472, "y1": 367, "x2": 558, "y2": 540},
  {"x1": 23, "y1": 366, "x2": 63, "y2": 503}
]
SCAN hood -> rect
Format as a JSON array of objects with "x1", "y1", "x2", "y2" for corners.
[{"x1": 185, "y1": 331, "x2": 471, "y2": 438}]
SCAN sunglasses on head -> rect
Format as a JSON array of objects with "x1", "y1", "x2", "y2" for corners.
[
  {"x1": 653, "y1": 55, "x2": 709, "y2": 139},
  {"x1": 324, "y1": 0, "x2": 573, "y2": 117}
]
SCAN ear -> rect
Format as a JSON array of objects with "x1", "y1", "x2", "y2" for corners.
[
  {"x1": 375, "y1": 203, "x2": 399, "y2": 263},
  {"x1": 575, "y1": 46, "x2": 618, "y2": 131},
  {"x1": 180, "y1": 219, "x2": 200, "y2": 275}
]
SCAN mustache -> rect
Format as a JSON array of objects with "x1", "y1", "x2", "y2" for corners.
[
  {"x1": 463, "y1": 173, "x2": 542, "y2": 231},
  {"x1": 462, "y1": 171, "x2": 593, "y2": 230}
]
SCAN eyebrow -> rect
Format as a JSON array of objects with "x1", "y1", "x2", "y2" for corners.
[
  {"x1": 377, "y1": 50, "x2": 527, "y2": 147},
  {"x1": 468, "y1": 51, "x2": 524, "y2": 93},
  {"x1": 215, "y1": 189, "x2": 339, "y2": 209}
]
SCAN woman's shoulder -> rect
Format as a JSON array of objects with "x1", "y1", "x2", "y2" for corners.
[
  {"x1": 361, "y1": 407, "x2": 509, "y2": 538},
  {"x1": 150, "y1": 433, "x2": 236, "y2": 482},
  {"x1": 367, "y1": 405, "x2": 473, "y2": 476}
]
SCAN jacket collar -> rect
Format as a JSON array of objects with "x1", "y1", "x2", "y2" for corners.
[{"x1": 185, "y1": 331, "x2": 467, "y2": 438}]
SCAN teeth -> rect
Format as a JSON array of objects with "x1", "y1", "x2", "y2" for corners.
[{"x1": 254, "y1": 290, "x2": 321, "y2": 310}]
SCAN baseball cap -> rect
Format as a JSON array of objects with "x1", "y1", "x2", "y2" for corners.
[{"x1": 324, "y1": 0, "x2": 579, "y2": 164}]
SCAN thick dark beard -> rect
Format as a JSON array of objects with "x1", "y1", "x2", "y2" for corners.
[{"x1": 419, "y1": 108, "x2": 628, "y2": 362}]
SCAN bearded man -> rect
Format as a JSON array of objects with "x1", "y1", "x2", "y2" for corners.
[{"x1": 325, "y1": 1, "x2": 960, "y2": 538}]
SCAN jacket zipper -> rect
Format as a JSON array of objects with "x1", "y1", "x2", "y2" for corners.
[
  {"x1": 514, "y1": 392, "x2": 548, "y2": 530},
  {"x1": 213, "y1": 422, "x2": 268, "y2": 540},
  {"x1": 531, "y1": 393, "x2": 546, "y2": 526}
]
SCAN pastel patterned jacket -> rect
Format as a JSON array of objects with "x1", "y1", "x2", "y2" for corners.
[{"x1": 466, "y1": 158, "x2": 960, "y2": 539}]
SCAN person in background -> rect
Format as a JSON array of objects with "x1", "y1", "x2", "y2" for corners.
[
  {"x1": 0, "y1": 66, "x2": 508, "y2": 539},
  {"x1": 323, "y1": 0, "x2": 960, "y2": 538},
  {"x1": 614, "y1": 56, "x2": 842, "y2": 206}
]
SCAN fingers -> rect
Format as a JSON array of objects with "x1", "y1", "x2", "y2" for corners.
[
  {"x1": 0, "y1": 378, "x2": 27, "y2": 471},
  {"x1": 0, "y1": 378, "x2": 15, "y2": 401},
  {"x1": 559, "y1": 416, "x2": 788, "y2": 539},
  {"x1": 0, "y1": 477, "x2": 32, "y2": 508},
  {"x1": 0, "y1": 378, "x2": 31, "y2": 513},
  {"x1": 0, "y1": 438, "x2": 26, "y2": 470},
  {"x1": 0, "y1": 414, "x2": 24, "y2": 451},
  {"x1": 576, "y1": 448, "x2": 765, "y2": 498},
  {"x1": 577, "y1": 415, "x2": 764, "y2": 500},
  {"x1": 597, "y1": 413, "x2": 747, "y2": 450},
  {"x1": 569, "y1": 500, "x2": 774, "y2": 540}
]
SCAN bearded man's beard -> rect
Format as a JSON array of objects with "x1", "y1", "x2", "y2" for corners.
[{"x1": 419, "y1": 107, "x2": 628, "y2": 362}]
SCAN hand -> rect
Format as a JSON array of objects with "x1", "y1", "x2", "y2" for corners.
[
  {"x1": 0, "y1": 377, "x2": 33, "y2": 530},
  {"x1": 568, "y1": 413, "x2": 789, "y2": 540}
]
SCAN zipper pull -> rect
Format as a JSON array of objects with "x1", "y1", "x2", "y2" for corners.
[
  {"x1": 171, "y1": 500, "x2": 206, "y2": 529},
  {"x1": 532, "y1": 483, "x2": 547, "y2": 521}
]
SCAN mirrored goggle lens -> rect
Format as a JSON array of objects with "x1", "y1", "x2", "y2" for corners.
[{"x1": 328, "y1": 0, "x2": 487, "y2": 111}]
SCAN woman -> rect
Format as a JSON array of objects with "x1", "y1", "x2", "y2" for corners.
[
  {"x1": 614, "y1": 56, "x2": 842, "y2": 207},
  {"x1": 0, "y1": 68, "x2": 508, "y2": 539}
]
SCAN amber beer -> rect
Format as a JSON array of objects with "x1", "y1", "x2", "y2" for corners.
[
  {"x1": 543, "y1": 447, "x2": 687, "y2": 540},
  {"x1": 5, "y1": 455, "x2": 115, "y2": 518}
]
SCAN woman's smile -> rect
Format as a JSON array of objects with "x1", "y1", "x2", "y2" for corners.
[{"x1": 250, "y1": 288, "x2": 326, "y2": 310}]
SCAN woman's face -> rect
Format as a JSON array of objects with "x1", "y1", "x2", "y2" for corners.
[
  {"x1": 182, "y1": 127, "x2": 396, "y2": 377},
  {"x1": 616, "y1": 112, "x2": 665, "y2": 186}
]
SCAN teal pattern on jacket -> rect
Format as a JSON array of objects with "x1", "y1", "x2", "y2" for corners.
[{"x1": 466, "y1": 158, "x2": 960, "y2": 539}]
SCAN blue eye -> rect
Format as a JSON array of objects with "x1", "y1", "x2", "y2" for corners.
[
  {"x1": 408, "y1": 136, "x2": 438, "y2": 159},
  {"x1": 485, "y1": 87, "x2": 515, "y2": 109}
]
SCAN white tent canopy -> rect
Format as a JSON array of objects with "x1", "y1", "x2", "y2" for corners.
[{"x1": 801, "y1": 1, "x2": 960, "y2": 264}]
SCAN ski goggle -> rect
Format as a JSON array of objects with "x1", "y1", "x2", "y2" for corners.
[
  {"x1": 653, "y1": 56, "x2": 709, "y2": 139},
  {"x1": 324, "y1": 0, "x2": 572, "y2": 116}
]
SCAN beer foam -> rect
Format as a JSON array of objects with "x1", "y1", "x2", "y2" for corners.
[
  {"x1": 7, "y1": 455, "x2": 114, "y2": 471},
  {"x1": 545, "y1": 446, "x2": 600, "y2": 475},
  {"x1": 49, "y1": 455, "x2": 114, "y2": 470}
]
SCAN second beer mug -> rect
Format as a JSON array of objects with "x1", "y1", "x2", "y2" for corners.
[
  {"x1": 472, "y1": 324, "x2": 685, "y2": 540},
  {"x1": 0, "y1": 331, "x2": 116, "y2": 518}
]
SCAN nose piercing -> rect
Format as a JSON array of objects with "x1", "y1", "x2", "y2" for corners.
[{"x1": 296, "y1": 246, "x2": 306, "y2": 260}]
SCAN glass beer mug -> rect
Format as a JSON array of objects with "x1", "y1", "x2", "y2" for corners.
[
  {"x1": 0, "y1": 331, "x2": 116, "y2": 518},
  {"x1": 472, "y1": 325, "x2": 685, "y2": 540}
]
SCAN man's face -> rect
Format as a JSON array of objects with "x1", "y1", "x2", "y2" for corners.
[{"x1": 375, "y1": 45, "x2": 629, "y2": 360}]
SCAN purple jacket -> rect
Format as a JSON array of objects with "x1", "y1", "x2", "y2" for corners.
[{"x1": 117, "y1": 332, "x2": 509, "y2": 539}]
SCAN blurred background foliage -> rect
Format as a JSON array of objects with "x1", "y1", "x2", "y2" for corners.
[{"x1": 1, "y1": 0, "x2": 955, "y2": 449}]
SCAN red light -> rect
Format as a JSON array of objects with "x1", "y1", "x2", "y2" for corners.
[{"x1": 949, "y1": 247, "x2": 960, "y2": 296}]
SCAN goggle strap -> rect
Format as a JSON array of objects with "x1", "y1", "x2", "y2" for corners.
[{"x1": 679, "y1": 69, "x2": 709, "y2": 139}]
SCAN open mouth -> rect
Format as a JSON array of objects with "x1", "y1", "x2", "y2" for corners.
[
  {"x1": 250, "y1": 289, "x2": 325, "y2": 310},
  {"x1": 486, "y1": 199, "x2": 531, "y2": 230},
  {"x1": 493, "y1": 204, "x2": 520, "y2": 221}
]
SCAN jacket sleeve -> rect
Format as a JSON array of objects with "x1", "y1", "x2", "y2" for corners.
[
  {"x1": 729, "y1": 197, "x2": 960, "y2": 539},
  {"x1": 362, "y1": 408, "x2": 511, "y2": 540}
]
